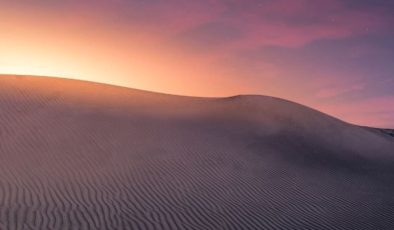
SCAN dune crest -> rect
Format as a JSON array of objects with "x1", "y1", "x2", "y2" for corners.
[{"x1": 0, "y1": 75, "x2": 394, "y2": 229}]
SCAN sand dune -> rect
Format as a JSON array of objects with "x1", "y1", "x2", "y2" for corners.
[
  {"x1": 0, "y1": 75, "x2": 393, "y2": 230},
  {"x1": 380, "y1": 129, "x2": 394, "y2": 137}
]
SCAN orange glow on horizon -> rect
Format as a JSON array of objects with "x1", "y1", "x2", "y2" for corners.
[
  {"x1": 1, "y1": 5, "x2": 393, "y2": 128},
  {"x1": 0, "y1": 7, "x2": 254, "y2": 98}
]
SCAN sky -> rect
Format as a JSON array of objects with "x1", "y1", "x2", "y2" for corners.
[{"x1": 0, "y1": 0, "x2": 393, "y2": 128}]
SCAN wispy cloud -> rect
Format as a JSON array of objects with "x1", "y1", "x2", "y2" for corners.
[
  {"x1": 315, "y1": 95, "x2": 394, "y2": 127},
  {"x1": 316, "y1": 83, "x2": 365, "y2": 99}
]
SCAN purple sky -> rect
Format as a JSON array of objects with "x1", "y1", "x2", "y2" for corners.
[{"x1": 1, "y1": 0, "x2": 394, "y2": 127}]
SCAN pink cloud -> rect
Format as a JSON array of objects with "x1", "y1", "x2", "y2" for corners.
[
  {"x1": 58, "y1": 0, "x2": 391, "y2": 49},
  {"x1": 315, "y1": 96, "x2": 394, "y2": 128},
  {"x1": 8, "y1": 0, "x2": 394, "y2": 49},
  {"x1": 230, "y1": 0, "x2": 390, "y2": 48},
  {"x1": 316, "y1": 83, "x2": 365, "y2": 98}
]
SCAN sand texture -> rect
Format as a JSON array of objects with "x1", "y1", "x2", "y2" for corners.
[{"x1": 0, "y1": 75, "x2": 393, "y2": 230}]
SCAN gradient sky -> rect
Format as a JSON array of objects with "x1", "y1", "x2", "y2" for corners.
[{"x1": 1, "y1": 0, "x2": 393, "y2": 127}]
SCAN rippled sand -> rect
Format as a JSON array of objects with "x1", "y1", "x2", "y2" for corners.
[{"x1": 0, "y1": 75, "x2": 393, "y2": 230}]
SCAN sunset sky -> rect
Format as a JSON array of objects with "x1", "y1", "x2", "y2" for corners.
[{"x1": 1, "y1": 0, "x2": 393, "y2": 127}]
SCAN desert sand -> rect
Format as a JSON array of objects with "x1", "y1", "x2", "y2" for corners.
[{"x1": 0, "y1": 75, "x2": 393, "y2": 229}]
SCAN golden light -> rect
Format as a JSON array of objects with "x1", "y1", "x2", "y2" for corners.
[
  {"x1": 0, "y1": 6, "x2": 265, "y2": 97},
  {"x1": 0, "y1": 12, "x2": 138, "y2": 88}
]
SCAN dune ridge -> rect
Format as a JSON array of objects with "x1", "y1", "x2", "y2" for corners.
[{"x1": 0, "y1": 75, "x2": 394, "y2": 230}]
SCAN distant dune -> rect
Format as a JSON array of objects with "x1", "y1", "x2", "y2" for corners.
[{"x1": 0, "y1": 75, "x2": 393, "y2": 230}]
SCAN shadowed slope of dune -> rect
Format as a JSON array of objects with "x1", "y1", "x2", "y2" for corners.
[
  {"x1": 380, "y1": 129, "x2": 394, "y2": 137},
  {"x1": 0, "y1": 75, "x2": 393, "y2": 230}
]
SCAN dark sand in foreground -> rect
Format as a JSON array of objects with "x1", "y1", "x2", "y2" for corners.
[{"x1": 0, "y1": 75, "x2": 393, "y2": 229}]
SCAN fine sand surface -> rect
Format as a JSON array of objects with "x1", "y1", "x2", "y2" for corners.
[{"x1": 0, "y1": 75, "x2": 393, "y2": 230}]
